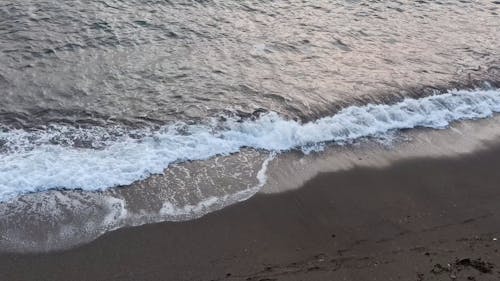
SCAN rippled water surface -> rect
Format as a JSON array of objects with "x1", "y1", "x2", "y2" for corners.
[{"x1": 1, "y1": 0, "x2": 499, "y2": 127}]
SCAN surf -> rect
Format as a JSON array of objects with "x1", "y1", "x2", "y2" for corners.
[{"x1": 1, "y1": 87, "x2": 500, "y2": 201}]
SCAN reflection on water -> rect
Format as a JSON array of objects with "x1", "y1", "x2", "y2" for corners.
[{"x1": 1, "y1": 0, "x2": 499, "y2": 127}]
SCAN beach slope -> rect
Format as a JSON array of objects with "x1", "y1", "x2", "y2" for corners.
[{"x1": 2, "y1": 145, "x2": 500, "y2": 281}]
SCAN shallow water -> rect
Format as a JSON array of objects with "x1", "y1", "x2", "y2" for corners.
[{"x1": 2, "y1": 88, "x2": 500, "y2": 201}]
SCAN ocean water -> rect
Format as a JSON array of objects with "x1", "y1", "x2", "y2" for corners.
[
  {"x1": 2, "y1": 88, "x2": 500, "y2": 201},
  {"x1": 0, "y1": 0, "x2": 499, "y2": 252}
]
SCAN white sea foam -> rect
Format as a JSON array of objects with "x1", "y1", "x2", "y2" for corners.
[{"x1": 1, "y1": 88, "x2": 500, "y2": 201}]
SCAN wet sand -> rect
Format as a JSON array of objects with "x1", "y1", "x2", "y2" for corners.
[{"x1": 2, "y1": 144, "x2": 500, "y2": 281}]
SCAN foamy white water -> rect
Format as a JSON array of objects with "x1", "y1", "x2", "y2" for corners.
[{"x1": 1, "y1": 88, "x2": 500, "y2": 201}]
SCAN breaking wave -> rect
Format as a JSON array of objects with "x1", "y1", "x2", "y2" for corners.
[{"x1": 1, "y1": 88, "x2": 500, "y2": 201}]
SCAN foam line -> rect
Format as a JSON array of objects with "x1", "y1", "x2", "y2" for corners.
[{"x1": 1, "y1": 88, "x2": 500, "y2": 200}]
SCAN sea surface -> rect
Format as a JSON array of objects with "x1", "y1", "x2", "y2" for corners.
[{"x1": 0, "y1": 0, "x2": 499, "y2": 252}]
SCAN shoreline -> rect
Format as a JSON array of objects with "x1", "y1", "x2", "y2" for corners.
[
  {"x1": 4, "y1": 89, "x2": 500, "y2": 253},
  {"x1": 2, "y1": 142, "x2": 500, "y2": 280}
]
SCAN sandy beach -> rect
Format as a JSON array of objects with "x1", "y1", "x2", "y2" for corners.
[
  {"x1": 1, "y1": 1, "x2": 500, "y2": 280},
  {"x1": 2, "y1": 142, "x2": 500, "y2": 281}
]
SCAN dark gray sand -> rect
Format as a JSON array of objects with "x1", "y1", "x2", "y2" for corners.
[{"x1": 2, "y1": 144, "x2": 500, "y2": 281}]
